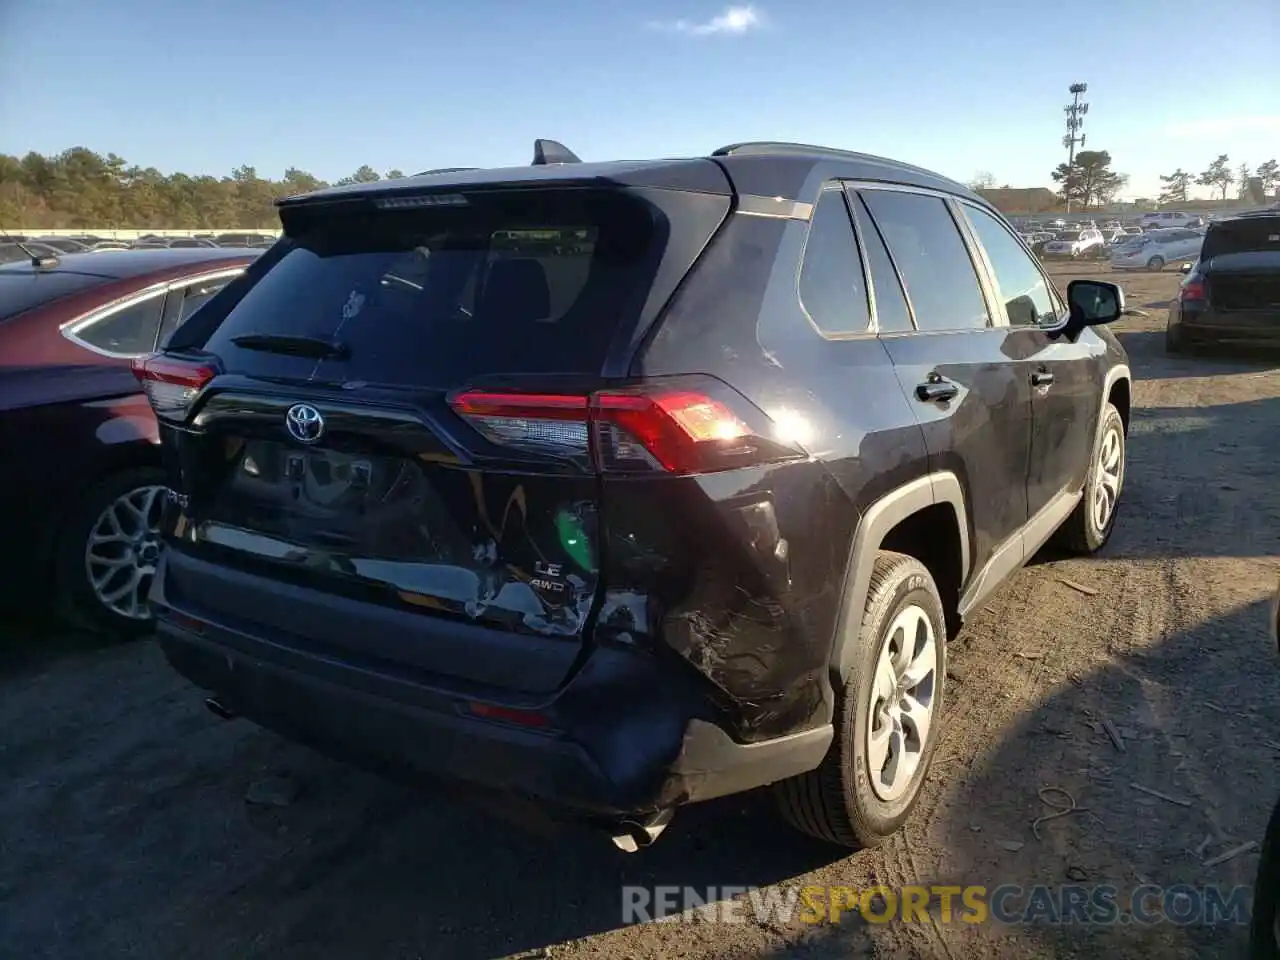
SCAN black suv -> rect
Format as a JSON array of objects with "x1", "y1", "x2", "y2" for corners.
[{"x1": 138, "y1": 140, "x2": 1132, "y2": 851}]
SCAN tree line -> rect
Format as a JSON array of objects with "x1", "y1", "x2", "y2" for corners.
[
  {"x1": 970, "y1": 151, "x2": 1278, "y2": 209},
  {"x1": 8, "y1": 146, "x2": 1277, "y2": 229},
  {"x1": 0, "y1": 148, "x2": 406, "y2": 228},
  {"x1": 1158, "y1": 156, "x2": 1278, "y2": 205},
  {"x1": 967, "y1": 151, "x2": 1132, "y2": 208}
]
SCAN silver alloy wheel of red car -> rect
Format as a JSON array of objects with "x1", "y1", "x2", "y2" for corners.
[{"x1": 83, "y1": 484, "x2": 166, "y2": 620}]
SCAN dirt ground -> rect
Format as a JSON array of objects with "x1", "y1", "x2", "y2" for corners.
[{"x1": 2, "y1": 262, "x2": 1278, "y2": 960}]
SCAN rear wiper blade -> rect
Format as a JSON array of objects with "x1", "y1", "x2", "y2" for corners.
[{"x1": 229, "y1": 333, "x2": 349, "y2": 359}]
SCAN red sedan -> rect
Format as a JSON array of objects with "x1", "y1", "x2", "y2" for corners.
[{"x1": 0, "y1": 246, "x2": 260, "y2": 634}]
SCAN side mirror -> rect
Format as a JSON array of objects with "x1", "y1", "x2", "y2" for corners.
[
  {"x1": 1066, "y1": 279, "x2": 1124, "y2": 331},
  {"x1": 1179, "y1": 262, "x2": 1193, "y2": 274}
]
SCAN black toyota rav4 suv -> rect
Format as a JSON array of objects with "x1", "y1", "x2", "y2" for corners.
[{"x1": 138, "y1": 140, "x2": 1132, "y2": 851}]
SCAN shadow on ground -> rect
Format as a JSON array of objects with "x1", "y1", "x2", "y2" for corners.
[
  {"x1": 1100, "y1": 393, "x2": 1280, "y2": 561},
  {"x1": 0, "y1": 608, "x2": 120, "y2": 677},
  {"x1": 1115, "y1": 329, "x2": 1280, "y2": 382},
  {"x1": 753, "y1": 596, "x2": 1279, "y2": 960},
  {"x1": 0, "y1": 631, "x2": 843, "y2": 960},
  {"x1": 1022, "y1": 391, "x2": 1280, "y2": 567},
  {"x1": 5, "y1": 584, "x2": 1275, "y2": 958}
]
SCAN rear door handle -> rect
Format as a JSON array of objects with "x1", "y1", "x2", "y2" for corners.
[
  {"x1": 916, "y1": 378, "x2": 959, "y2": 402},
  {"x1": 1031, "y1": 370, "x2": 1055, "y2": 387}
]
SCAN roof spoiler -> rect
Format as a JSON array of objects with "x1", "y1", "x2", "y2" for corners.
[{"x1": 532, "y1": 139, "x2": 581, "y2": 166}]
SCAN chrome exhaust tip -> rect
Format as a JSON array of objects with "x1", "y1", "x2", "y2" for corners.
[{"x1": 610, "y1": 809, "x2": 674, "y2": 853}]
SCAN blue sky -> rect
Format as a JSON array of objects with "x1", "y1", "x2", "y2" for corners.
[{"x1": 2, "y1": 0, "x2": 1277, "y2": 198}]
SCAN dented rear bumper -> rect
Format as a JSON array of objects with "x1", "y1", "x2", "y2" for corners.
[{"x1": 150, "y1": 552, "x2": 831, "y2": 819}]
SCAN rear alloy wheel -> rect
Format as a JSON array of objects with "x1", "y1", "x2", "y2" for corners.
[
  {"x1": 56, "y1": 467, "x2": 168, "y2": 636},
  {"x1": 1055, "y1": 402, "x2": 1126, "y2": 554},
  {"x1": 775, "y1": 552, "x2": 946, "y2": 848},
  {"x1": 1146, "y1": 255, "x2": 1165, "y2": 271},
  {"x1": 864, "y1": 603, "x2": 939, "y2": 804}
]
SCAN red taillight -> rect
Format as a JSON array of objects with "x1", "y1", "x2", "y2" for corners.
[
  {"x1": 1180, "y1": 279, "x2": 1207, "y2": 302},
  {"x1": 131, "y1": 353, "x2": 217, "y2": 422},
  {"x1": 593, "y1": 390, "x2": 750, "y2": 473},
  {"x1": 450, "y1": 378, "x2": 800, "y2": 476}
]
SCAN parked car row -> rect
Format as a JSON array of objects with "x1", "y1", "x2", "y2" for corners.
[
  {"x1": 1018, "y1": 223, "x2": 1152, "y2": 262},
  {"x1": 1, "y1": 233, "x2": 277, "y2": 262},
  {"x1": 1014, "y1": 214, "x2": 1207, "y2": 240},
  {"x1": 131, "y1": 232, "x2": 277, "y2": 249}
]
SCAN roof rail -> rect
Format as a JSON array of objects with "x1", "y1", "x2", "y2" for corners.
[
  {"x1": 532, "y1": 139, "x2": 581, "y2": 165},
  {"x1": 712, "y1": 141, "x2": 869, "y2": 160},
  {"x1": 712, "y1": 141, "x2": 970, "y2": 190},
  {"x1": 413, "y1": 167, "x2": 481, "y2": 176}
]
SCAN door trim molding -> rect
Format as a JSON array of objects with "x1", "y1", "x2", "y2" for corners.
[{"x1": 958, "y1": 486, "x2": 1081, "y2": 618}]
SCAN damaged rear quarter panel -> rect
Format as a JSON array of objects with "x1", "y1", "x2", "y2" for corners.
[{"x1": 597, "y1": 461, "x2": 856, "y2": 743}]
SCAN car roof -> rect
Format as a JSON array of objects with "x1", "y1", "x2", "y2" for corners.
[
  {"x1": 277, "y1": 143, "x2": 985, "y2": 210},
  {"x1": 1211, "y1": 209, "x2": 1280, "y2": 226},
  {"x1": 0, "y1": 246, "x2": 257, "y2": 282}
]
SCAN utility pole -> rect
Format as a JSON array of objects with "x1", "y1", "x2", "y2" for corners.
[{"x1": 1062, "y1": 82, "x2": 1088, "y2": 213}]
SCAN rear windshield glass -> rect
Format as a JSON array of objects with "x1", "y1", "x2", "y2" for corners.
[
  {"x1": 1201, "y1": 217, "x2": 1280, "y2": 259},
  {"x1": 205, "y1": 189, "x2": 659, "y2": 384},
  {"x1": 1058, "y1": 232, "x2": 1082, "y2": 241},
  {"x1": 0, "y1": 266, "x2": 112, "y2": 322}
]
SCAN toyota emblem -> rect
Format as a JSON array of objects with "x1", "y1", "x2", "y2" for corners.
[{"x1": 285, "y1": 403, "x2": 325, "y2": 444}]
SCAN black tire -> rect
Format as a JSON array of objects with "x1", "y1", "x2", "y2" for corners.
[
  {"x1": 775, "y1": 551, "x2": 947, "y2": 848},
  {"x1": 54, "y1": 465, "x2": 167, "y2": 637},
  {"x1": 1164, "y1": 323, "x2": 1186, "y2": 354},
  {"x1": 1147, "y1": 256, "x2": 1165, "y2": 271},
  {"x1": 1249, "y1": 796, "x2": 1280, "y2": 959},
  {"x1": 1055, "y1": 402, "x2": 1125, "y2": 555}
]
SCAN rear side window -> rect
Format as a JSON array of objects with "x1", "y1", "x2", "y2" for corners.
[
  {"x1": 963, "y1": 205, "x2": 1059, "y2": 327},
  {"x1": 859, "y1": 190, "x2": 989, "y2": 332},
  {"x1": 798, "y1": 189, "x2": 870, "y2": 336},
  {"x1": 205, "y1": 189, "x2": 659, "y2": 383},
  {"x1": 1202, "y1": 217, "x2": 1280, "y2": 258},
  {"x1": 74, "y1": 294, "x2": 164, "y2": 355},
  {"x1": 850, "y1": 193, "x2": 913, "y2": 334}
]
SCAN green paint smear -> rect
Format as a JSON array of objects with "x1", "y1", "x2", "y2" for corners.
[{"x1": 555, "y1": 510, "x2": 595, "y2": 573}]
